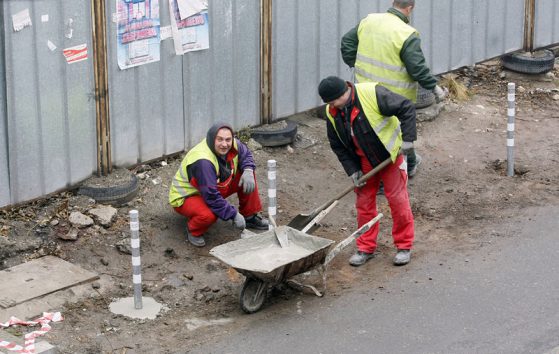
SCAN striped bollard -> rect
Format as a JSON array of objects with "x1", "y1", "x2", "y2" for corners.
[
  {"x1": 507, "y1": 83, "x2": 515, "y2": 177},
  {"x1": 267, "y1": 160, "x2": 276, "y2": 230},
  {"x1": 129, "y1": 210, "x2": 143, "y2": 309}
]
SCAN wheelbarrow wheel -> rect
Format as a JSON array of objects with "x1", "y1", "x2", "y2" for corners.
[{"x1": 240, "y1": 278, "x2": 268, "y2": 314}]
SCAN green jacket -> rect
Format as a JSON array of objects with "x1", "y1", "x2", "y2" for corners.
[{"x1": 341, "y1": 8, "x2": 437, "y2": 91}]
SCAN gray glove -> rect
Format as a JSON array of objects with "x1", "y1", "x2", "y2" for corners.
[
  {"x1": 433, "y1": 85, "x2": 447, "y2": 103},
  {"x1": 238, "y1": 169, "x2": 255, "y2": 194},
  {"x1": 233, "y1": 212, "x2": 246, "y2": 230},
  {"x1": 401, "y1": 141, "x2": 414, "y2": 155},
  {"x1": 351, "y1": 170, "x2": 366, "y2": 187}
]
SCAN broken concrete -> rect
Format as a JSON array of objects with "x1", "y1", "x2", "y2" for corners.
[
  {"x1": 68, "y1": 211, "x2": 94, "y2": 228},
  {"x1": 88, "y1": 205, "x2": 117, "y2": 227}
]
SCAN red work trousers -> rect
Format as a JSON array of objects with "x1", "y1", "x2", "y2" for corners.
[
  {"x1": 173, "y1": 172, "x2": 262, "y2": 236},
  {"x1": 355, "y1": 155, "x2": 414, "y2": 253}
]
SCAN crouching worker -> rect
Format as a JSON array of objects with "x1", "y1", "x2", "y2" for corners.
[{"x1": 169, "y1": 122, "x2": 269, "y2": 247}]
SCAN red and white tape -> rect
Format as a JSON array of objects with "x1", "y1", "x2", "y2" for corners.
[{"x1": 0, "y1": 312, "x2": 63, "y2": 353}]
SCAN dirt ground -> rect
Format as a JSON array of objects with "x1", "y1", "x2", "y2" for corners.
[{"x1": 1, "y1": 59, "x2": 559, "y2": 353}]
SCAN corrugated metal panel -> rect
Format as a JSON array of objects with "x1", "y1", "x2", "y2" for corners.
[
  {"x1": 272, "y1": 0, "x2": 525, "y2": 119},
  {"x1": 0, "y1": 5, "x2": 9, "y2": 207},
  {"x1": 535, "y1": 0, "x2": 559, "y2": 48},
  {"x1": 108, "y1": 0, "x2": 260, "y2": 167},
  {"x1": 1, "y1": 0, "x2": 97, "y2": 207}
]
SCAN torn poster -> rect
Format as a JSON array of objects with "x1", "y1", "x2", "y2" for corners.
[
  {"x1": 63, "y1": 44, "x2": 88, "y2": 64},
  {"x1": 13, "y1": 8, "x2": 32, "y2": 32},
  {"x1": 177, "y1": 0, "x2": 207, "y2": 20},
  {"x1": 169, "y1": 0, "x2": 209, "y2": 55},
  {"x1": 116, "y1": 0, "x2": 161, "y2": 70}
]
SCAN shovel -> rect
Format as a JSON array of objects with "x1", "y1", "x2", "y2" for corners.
[
  {"x1": 269, "y1": 215, "x2": 289, "y2": 248},
  {"x1": 287, "y1": 157, "x2": 392, "y2": 231}
]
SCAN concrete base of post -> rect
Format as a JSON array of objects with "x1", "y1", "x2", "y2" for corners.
[{"x1": 109, "y1": 297, "x2": 162, "y2": 319}]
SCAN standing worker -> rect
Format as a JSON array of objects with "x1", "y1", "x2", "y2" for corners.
[
  {"x1": 340, "y1": 0, "x2": 446, "y2": 177},
  {"x1": 169, "y1": 123, "x2": 268, "y2": 247},
  {"x1": 318, "y1": 76, "x2": 415, "y2": 266}
]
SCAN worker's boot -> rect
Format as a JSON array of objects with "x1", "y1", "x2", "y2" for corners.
[
  {"x1": 407, "y1": 153, "x2": 422, "y2": 178},
  {"x1": 349, "y1": 251, "x2": 375, "y2": 266},
  {"x1": 186, "y1": 228, "x2": 205, "y2": 247},
  {"x1": 245, "y1": 214, "x2": 269, "y2": 230},
  {"x1": 393, "y1": 249, "x2": 411, "y2": 266}
]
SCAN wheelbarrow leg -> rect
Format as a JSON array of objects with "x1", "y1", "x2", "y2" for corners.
[{"x1": 240, "y1": 278, "x2": 268, "y2": 314}]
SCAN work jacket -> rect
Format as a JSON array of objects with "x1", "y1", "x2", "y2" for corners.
[
  {"x1": 169, "y1": 137, "x2": 254, "y2": 220},
  {"x1": 326, "y1": 82, "x2": 416, "y2": 176},
  {"x1": 341, "y1": 8, "x2": 437, "y2": 98}
]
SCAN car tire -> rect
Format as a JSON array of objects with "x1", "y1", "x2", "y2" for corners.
[
  {"x1": 250, "y1": 120, "x2": 298, "y2": 147},
  {"x1": 501, "y1": 49, "x2": 555, "y2": 75},
  {"x1": 78, "y1": 169, "x2": 139, "y2": 205}
]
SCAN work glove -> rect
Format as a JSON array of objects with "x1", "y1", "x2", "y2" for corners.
[
  {"x1": 233, "y1": 212, "x2": 246, "y2": 230},
  {"x1": 238, "y1": 168, "x2": 255, "y2": 194},
  {"x1": 401, "y1": 141, "x2": 414, "y2": 156},
  {"x1": 433, "y1": 85, "x2": 448, "y2": 103},
  {"x1": 351, "y1": 170, "x2": 366, "y2": 188}
]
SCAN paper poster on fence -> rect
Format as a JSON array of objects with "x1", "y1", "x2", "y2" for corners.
[
  {"x1": 116, "y1": 0, "x2": 161, "y2": 70},
  {"x1": 169, "y1": 0, "x2": 209, "y2": 55}
]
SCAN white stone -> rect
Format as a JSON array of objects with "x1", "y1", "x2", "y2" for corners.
[
  {"x1": 69, "y1": 211, "x2": 94, "y2": 228},
  {"x1": 553, "y1": 94, "x2": 559, "y2": 101},
  {"x1": 89, "y1": 205, "x2": 118, "y2": 227}
]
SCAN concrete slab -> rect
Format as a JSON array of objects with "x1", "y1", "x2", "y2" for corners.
[
  {"x1": 0, "y1": 256, "x2": 98, "y2": 308},
  {"x1": 0, "y1": 330, "x2": 56, "y2": 354}
]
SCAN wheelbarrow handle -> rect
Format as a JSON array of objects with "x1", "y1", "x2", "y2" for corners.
[{"x1": 323, "y1": 213, "x2": 384, "y2": 266}]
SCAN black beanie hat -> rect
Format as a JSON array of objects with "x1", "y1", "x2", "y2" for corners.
[{"x1": 318, "y1": 76, "x2": 347, "y2": 103}]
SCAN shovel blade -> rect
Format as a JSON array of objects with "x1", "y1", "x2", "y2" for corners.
[
  {"x1": 274, "y1": 228, "x2": 289, "y2": 248},
  {"x1": 286, "y1": 213, "x2": 316, "y2": 231}
]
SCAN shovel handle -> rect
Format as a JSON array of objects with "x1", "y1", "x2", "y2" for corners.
[{"x1": 312, "y1": 158, "x2": 392, "y2": 216}]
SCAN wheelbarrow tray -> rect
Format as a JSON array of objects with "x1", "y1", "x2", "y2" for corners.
[{"x1": 210, "y1": 226, "x2": 334, "y2": 284}]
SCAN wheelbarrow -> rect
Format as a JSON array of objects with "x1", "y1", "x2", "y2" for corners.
[{"x1": 209, "y1": 214, "x2": 382, "y2": 313}]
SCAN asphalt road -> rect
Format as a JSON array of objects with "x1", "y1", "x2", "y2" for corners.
[{"x1": 191, "y1": 205, "x2": 559, "y2": 354}]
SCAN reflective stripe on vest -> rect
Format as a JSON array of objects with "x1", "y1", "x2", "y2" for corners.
[
  {"x1": 168, "y1": 139, "x2": 239, "y2": 207},
  {"x1": 325, "y1": 83, "x2": 402, "y2": 163},
  {"x1": 354, "y1": 13, "x2": 418, "y2": 102}
]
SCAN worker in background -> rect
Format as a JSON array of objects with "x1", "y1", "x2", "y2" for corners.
[
  {"x1": 318, "y1": 75, "x2": 415, "y2": 266},
  {"x1": 340, "y1": 0, "x2": 447, "y2": 178},
  {"x1": 169, "y1": 123, "x2": 268, "y2": 247}
]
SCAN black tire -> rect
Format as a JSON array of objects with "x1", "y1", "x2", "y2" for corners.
[
  {"x1": 240, "y1": 278, "x2": 268, "y2": 314},
  {"x1": 415, "y1": 86, "x2": 436, "y2": 109},
  {"x1": 250, "y1": 120, "x2": 298, "y2": 147},
  {"x1": 501, "y1": 50, "x2": 555, "y2": 74},
  {"x1": 78, "y1": 170, "x2": 139, "y2": 205}
]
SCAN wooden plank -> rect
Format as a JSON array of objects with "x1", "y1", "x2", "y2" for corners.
[{"x1": 0, "y1": 256, "x2": 98, "y2": 308}]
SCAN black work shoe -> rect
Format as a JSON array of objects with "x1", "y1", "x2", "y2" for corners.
[
  {"x1": 186, "y1": 229, "x2": 205, "y2": 247},
  {"x1": 349, "y1": 251, "x2": 375, "y2": 266},
  {"x1": 245, "y1": 214, "x2": 269, "y2": 230},
  {"x1": 393, "y1": 249, "x2": 411, "y2": 266}
]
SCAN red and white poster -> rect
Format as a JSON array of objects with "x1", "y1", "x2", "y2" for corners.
[{"x1": 62, "y1": 44, "x2": 88, "y2": 64}]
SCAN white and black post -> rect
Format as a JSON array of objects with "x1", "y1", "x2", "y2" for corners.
[
  {"x1": 129, "y1": 210, "x2": 143, "y2": 309},
  {"x1": 267, "y1": 160, "x2": 276, "y2": 230},
  {"x1": 507, "y1": 82, "x2": 516, "y2": 177}
]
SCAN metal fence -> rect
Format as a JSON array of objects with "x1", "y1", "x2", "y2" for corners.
[
  {"x1": 0, "y1": 0, "x2": 97, "y2": 207},
  {"x1": 1, "y1": 0, "x2": 558, "y2": 207},
  {"x1": 272, "y1": 0, "x2": 526, "y2": 118}
]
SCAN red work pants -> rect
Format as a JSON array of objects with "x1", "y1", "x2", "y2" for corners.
[
  {"x1": 355, "y1": 155, "x2": 414, "y2": 253},
  {"x1": 173, "y1": 172, "x2": 262, "y2": 236}
]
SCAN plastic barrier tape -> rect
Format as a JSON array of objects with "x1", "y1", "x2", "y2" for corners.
[{"x1": 0, "y1": 312, "x2": 63, "y2": 353}]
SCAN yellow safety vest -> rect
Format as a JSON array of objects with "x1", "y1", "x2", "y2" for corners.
[
  {"x1": 325, "y1": 83, "x2": 402, "y2": 162},
  {"x1": 168, "y1": 139, "x2": 239, "y2": 207},
  {"x1": 355, "y1": 13, "x2": 418, "y2": 102}
]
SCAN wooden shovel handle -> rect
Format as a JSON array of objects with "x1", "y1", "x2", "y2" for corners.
[{"x1": 312, "y1": 157, "x2": 392, "y2": 215}]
